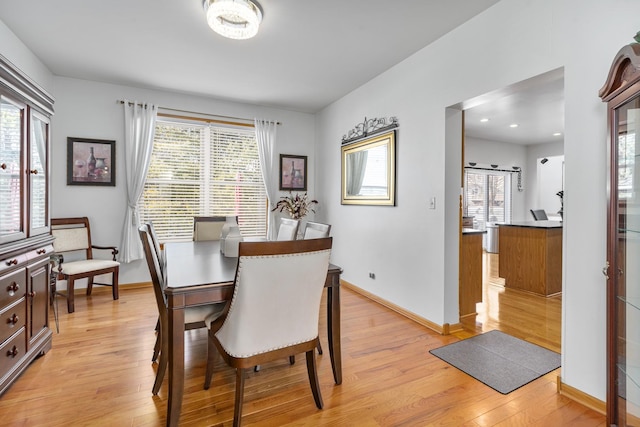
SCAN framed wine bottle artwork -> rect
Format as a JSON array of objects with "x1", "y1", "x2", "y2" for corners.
[
  {"x1": 279, "y1": 154, "x2": 307, "y2": 191},
  {"x1": 66, "y1": 137, "x2": 116, "y2": 186}
]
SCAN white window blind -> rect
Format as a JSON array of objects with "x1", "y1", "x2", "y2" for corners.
[{"x1": 139, "y1": 118, "x2": 266, "y2": 242}]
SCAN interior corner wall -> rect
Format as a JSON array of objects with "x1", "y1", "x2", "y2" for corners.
[
  {"x1": 49, "y1": 77, "x2": 316, "y2": 285},
  {"x1": 0, "y1": 19, "x2": 53, "y2": 92},
  {"x1": 316, "y1": 0, "x2": 640, "y2": 404}
]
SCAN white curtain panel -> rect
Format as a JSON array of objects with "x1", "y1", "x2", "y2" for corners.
[
  {"x1": 255, "y1": 119, "x2": 278, "y2": 240},
  {"x1": 119, "y1": 100, "x2": 157, "y2": 262}
]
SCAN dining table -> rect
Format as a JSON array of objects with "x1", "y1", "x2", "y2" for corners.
[{"x1": 163, "y1": 240, "x2": 343, "y2": 427}]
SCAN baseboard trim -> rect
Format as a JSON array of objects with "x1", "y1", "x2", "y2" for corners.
[
  {"x1": 59, "y1": 281, "x2": 152, "y2": 295},
  {"x1": 341, "y1": 280, "x2": 449, "y2": 335},
  {"x1": 556, "y1": 376, "x2": 606, "y2": 415}
]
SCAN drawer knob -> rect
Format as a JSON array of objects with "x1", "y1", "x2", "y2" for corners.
[
  {"x1": 7, "y1": 313, "x2": 19, "y2": 326},
  {"x1": 6, "y1": 259, "x2": 18, "y2": 266},
  {"x1": 37, "y1": 248, "x2": 46, "y2": 255},
  {"x1": 7, "y1": 282, "x2": 20, "y2": 295},
  {"x1": 6, "y1": 346, "x2": 19, "y2": 358}
]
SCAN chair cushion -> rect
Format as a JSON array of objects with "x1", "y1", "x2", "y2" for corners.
[
  {"x1": 189, "y1": 303, "x2": 225, "y2": 325},
  {"x1": 58, "y1": 259, "x2": 119, "y2": 275}
]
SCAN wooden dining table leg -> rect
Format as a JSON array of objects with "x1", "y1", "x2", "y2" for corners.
[
  {"x1": 326, "y1": 272, "x2": 342, "y2": 385},
  {"x1": 167, "y1": 305, "x2": 185, "y2": 427}
]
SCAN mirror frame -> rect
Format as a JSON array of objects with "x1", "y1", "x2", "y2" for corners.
[{"x1": 341, "y1": 129, "x2": 396, "y2": 205}]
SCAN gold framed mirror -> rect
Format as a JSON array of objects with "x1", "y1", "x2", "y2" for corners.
[{"x1": 341, "y1": 129, "x2": 396, "y2": 205}]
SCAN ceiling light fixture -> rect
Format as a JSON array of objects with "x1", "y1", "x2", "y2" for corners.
[
  {"x1": 203, "y1": 0, "x2": 263, "y2": 40},
  {"x1": 509, "y1": 123, "x2": 519, "y2": 128},
  {"x1": 480, "y1": 118, "x2": 489, "y2": 122}
]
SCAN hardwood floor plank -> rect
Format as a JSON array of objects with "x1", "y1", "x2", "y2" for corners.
[{"x1": 0, "y1": 263, "x2": 604, "y2": 426}]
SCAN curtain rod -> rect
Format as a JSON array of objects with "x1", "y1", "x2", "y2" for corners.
[
  {"x1": 117, "y1": 100, "x2": 281, "y2": 126},
  {"x1": 464, "y1": 165, "x2": 520, "y2": 173}
]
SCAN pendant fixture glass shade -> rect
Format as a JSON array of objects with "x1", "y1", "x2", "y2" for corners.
[{"x1": 203, "y1": 0, "x2": 263, "y2": 40}]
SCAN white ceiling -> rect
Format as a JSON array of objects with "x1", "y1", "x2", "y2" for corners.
[
  {"x1": 463, "y1": 69, "x2": 565, "y2": 146},
  {"x1": 0, "y1": 0, "x2": 563, "y2": 145}
]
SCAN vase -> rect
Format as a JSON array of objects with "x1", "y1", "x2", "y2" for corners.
[
  {"x1": 223, "y1": 226, "x2": 242, "y2": 257},
  {"x1": 219, "y1": 216, "x2": 238, "y2": 253}
]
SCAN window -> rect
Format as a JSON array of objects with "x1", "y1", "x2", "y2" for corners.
[
  {"x1": 463, "y1": 169, "x2": 512, "y2": 229},
  {"x1": 139, "y1": 117, "x2": 266, "y2": 242}
]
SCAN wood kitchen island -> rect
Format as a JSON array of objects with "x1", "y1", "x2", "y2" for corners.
[{"x1": 498, "y1": 221, "x2": 563, "y2": 296}]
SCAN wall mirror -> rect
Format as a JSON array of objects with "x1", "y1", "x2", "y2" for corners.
[{"x1": 341, "y1": 129, "x2": 396, "y2": 205}]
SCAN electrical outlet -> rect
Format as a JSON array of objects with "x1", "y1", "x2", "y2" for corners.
[{"x1": 369, "y1": 272, "x2": 376, "y2": 279}]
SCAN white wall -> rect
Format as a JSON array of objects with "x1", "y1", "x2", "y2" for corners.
[
  {"x1": 537, "y1": 155, "x2": 564, "y2": 215},
  {"x1": 317, "y1": 0, "x2": 640, "y2": 403},
  {"x1": 526, "y1": 141, "x2": 565, "y2": 214},
  {"x1": 317, "y1": 0, "x2": 564, "y2": 330},
  {"x1": 50, "y1": 77, "x2": 316, "y2": 284}
]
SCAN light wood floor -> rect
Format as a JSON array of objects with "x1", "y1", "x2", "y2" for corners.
[{"x1": 0, "y1": 253, "x2": 603, "y2": 426}]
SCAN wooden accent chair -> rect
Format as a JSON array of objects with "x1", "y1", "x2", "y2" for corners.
[
  {"x1": 146, "y1": 221, "x2": 164, "y2": 363},
  {"x1": 138, "y1": 223, "x2": 225, "y2": 394},
  {"x1": 275, "y1": 218, "x2": 299, "y2": 241},
  {"x1": 193, "y1": 216, "x2": 227, "y2": 241},
  {"x1": 51, "y1": 217, "x2": 120, "y2": 313},
  {"x1": 204, "y1": 238, "x2": 332, "y2": 426},
  {"x1": 302, "y1": 221, "x2": 331, "y2": 239}
]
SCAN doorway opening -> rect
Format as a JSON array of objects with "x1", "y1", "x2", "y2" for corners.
[{"x1": 458, "y1": 68, "x2": 565, "y2": 352}]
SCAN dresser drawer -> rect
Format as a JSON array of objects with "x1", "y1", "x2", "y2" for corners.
[
  {"x1": 0, "y1": 328, "x2": 26, "y2": 382},
  {"x1": 0, "y1": 253, "x2": 27, "y2": 275},
  {"x1": 0, "y1": 299, "x2": 26, "y2": 344},
  {"x1": 0, "y1": 268, "x2": 26, "y2": 309}
]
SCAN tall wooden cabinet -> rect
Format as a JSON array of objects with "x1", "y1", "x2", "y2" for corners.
[
  {"x1": 0, "y1": 54, "x2": 54, "y2": 395},
  {"x1": 600, "y1": 33, "x2": 640, "y2": 426}
]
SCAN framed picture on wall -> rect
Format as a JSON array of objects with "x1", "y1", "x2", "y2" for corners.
[
  {"x1": 67, "y1": 137, "x2": 116, "y2": 186},
  {"x1": 279, "y1": 154, "x2": 307, "y2": 191}
]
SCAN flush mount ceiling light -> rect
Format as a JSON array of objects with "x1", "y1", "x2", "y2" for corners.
[{"x1": 203, "y1": 0, "x2": 263, "y2": 40}]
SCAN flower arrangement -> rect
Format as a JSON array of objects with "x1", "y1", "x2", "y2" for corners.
[
  {"x1": 556, "y1": 190, "x2": 564, "y2": 216},
  {"x1": 272, "y1": 192, "x2": 318, "y2": 220}
]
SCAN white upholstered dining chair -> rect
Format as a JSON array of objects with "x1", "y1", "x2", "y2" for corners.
[
  {"x1": 204, "y1": 238, "x2": 332, "y2": 427},
  {"x1": 139, "y1": 223, "x2": 226, "y2": 395},
  {"x1": 303, "y1": 221, "x2": 331, "y2": 239},
  {"x1": 193, "y1": 216, "x2": 227, "y2": 241},
  {"x1": 276, "y1": 218, "x2": 299, "y2": 240}
]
